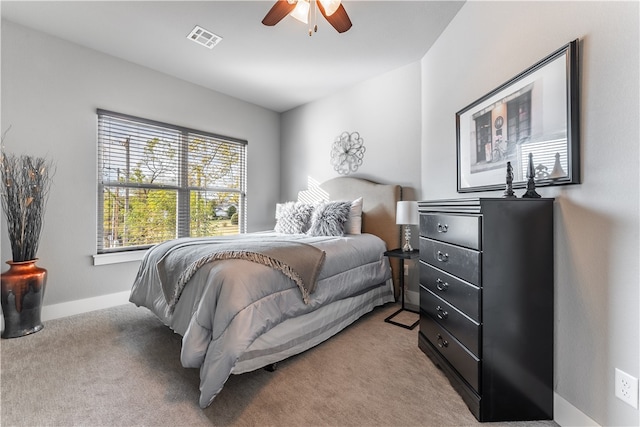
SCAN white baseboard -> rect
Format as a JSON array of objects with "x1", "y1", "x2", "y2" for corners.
[
  {"x1": 554, "y1": 393, "x2": 600, "y2": 426},
  {"x1": 1, "y1": 290, "x2": 131, "y2": 332},
  {"x1": 405, "y1": 289, "x2": 419, "y2": 307},
  {"x1": 41, "y1": 290, "x2": 131, "y2": 322}
]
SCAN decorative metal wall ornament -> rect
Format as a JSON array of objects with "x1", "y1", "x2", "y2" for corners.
[{"x1": 330, "y1": 131, "x2": 366, "y2": 175}]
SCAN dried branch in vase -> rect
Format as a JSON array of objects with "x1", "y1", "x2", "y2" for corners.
[{"x1": 0, "y1": 152, "x2": 55, "y2": 262}]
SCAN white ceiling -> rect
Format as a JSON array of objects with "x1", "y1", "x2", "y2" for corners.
[{"x1": 1, "y1": 0, "x2": 464, "y2": 112}]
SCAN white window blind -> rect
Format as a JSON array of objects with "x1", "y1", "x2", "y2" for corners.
[
  {"x1": 517, "y1": 138, "x2": 568, "y2": 181},
  {"x1": 97, "y1": 109, "x2": 246, "y2": 254}
]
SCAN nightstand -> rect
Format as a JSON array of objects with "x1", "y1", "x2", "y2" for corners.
[{"x1": 384, "y1": 248, "x2": 419, "y2": 329}]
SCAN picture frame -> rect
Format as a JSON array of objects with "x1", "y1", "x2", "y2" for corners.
[{"x1": 456, "y1": 39, "x2": 580, "y2": 193}]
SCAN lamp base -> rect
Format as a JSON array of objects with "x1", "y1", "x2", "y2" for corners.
[{"x1": 402, "y1": 225, "x2": 413, "y2": 252}]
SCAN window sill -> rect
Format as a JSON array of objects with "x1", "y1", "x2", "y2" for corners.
[{"x1": 92, "y1": 250, "x2": 147, "y2": 266}]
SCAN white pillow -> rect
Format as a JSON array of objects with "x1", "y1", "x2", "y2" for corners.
[{"x1": 344, "y1": 197, "x2": 363, "y2": 234}]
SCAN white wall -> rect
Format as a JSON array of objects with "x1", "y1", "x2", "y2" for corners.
[
  {"x1": 280, "y1": 62, "x2": 424, "y2": 305},
  {"x1": 421, "y1": 2, "x2": 639, "y2": 426},
  {"x1": 280, "y1": 62, "x2": 422, "y2": 201},
  {"x1": 0, "y1": 20, "x2": 281, "y2": 305}
]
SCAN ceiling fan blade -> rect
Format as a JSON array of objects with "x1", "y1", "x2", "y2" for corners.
[
  {"x1": 262, "y1": 0, "x2": 297, "y2": 26},
  {"x1": 317, "y1": 2, "x2": 352, "y2": 33}
]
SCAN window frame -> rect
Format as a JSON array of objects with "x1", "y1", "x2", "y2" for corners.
[{"x1": 96, "y1": 109, "x2": 247, "y2": 254}]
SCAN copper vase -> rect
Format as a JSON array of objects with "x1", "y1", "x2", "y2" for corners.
[{"x1": 1, "y1": 259, "x2": 47, "y2": 339}]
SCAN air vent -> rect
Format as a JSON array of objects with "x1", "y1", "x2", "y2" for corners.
[{"x1": 187, "y1": 25, "x2": 222, "y2": 49}]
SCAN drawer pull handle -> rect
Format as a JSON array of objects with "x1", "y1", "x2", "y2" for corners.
[
  {"x1": 436, "y1": 306, "x2": 448, "y2": 320},
  {"x1": 437, "y1": 251, "x2": 449, "y2": 262},
  {"x1": 436, "y1": 334, "x2": 449, "y2": 348},
  {"x1": 437, "y1": 223, "x2": 449, "y2": 233},
  {"x1": 436, "y1": 278, "x2": 449, "y2": 291}
]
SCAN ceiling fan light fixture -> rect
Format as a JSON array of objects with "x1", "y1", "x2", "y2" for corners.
[
  {"x1": 319, "y1": 0, "x2": 341, "y2": 16},
  {"x1": 290, "y1": 0, "x2": 309, "y2": 24},
  {"x1": 262, "y1": 0, "x2": 351, "y2": 34}
]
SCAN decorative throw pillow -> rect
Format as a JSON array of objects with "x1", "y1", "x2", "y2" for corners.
[
  {"x1": 344, "y1": 197, "x2": 363, "y2": 235},
  {"x1": 275, "y1": 202, "x2": 315, "y2": 234},
  {"x1": 307, "y1": 201, "x2": 352, "y2": 237}
]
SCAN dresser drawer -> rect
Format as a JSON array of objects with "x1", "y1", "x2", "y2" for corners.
[
  {"x1": 420, "y1": 213, "x2": 481, "y2": 250},
  {"x1": 420, "y1": 285, "x2": 480, "y2": 356},
  {"x1": 420, "y1": 314, "x2": 480, "y2": 392},
  {"x1": 420, "y1": 237, "x2": 481, "y2": 286},
  {"x1": 420, "y1": 262, "x2": 481, "y2": 322}
]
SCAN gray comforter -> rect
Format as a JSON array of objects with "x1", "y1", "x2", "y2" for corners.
[
  {"x1": 156, "y1": 238, "x2": 326, "y2": 310},
  {"x1": 129, "y1": 232, "x2": 391, "y2": 408}
]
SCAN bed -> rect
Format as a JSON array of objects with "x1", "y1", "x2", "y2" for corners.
[{"x1": 129, "y1": 177, "x2": 402, "y2": 408}]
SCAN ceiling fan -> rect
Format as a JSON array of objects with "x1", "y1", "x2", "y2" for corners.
[{"x1": 262, "y1": 0, "x2": 352, "y2": 36}]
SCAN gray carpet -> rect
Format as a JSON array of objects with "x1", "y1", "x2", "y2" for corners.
[{"x1": 0, "y1": 303, "x2": 558, "y2": 427}]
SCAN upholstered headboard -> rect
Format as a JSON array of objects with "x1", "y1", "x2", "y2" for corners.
[{"x1": 318, "y1": 177, "x2": 403, "y2": 294}]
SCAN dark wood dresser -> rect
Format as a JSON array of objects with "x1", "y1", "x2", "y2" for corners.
[{"x1": 417, "y1": 198, "x2": 554, "y2": 422}]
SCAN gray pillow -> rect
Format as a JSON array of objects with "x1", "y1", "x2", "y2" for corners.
[
  {"x1": 275, "y1": 202, "x2": 315, "y2": 234},
  {"x1": 307, "y1": 201, "x2": 352, "y2": 237}
]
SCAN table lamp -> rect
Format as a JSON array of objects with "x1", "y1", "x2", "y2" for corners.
[{"x1": 396, "y1": 201, "x2": 418, "y2": 252}]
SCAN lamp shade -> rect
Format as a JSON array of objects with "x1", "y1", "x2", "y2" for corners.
[
  {"x1": 290, "y1": 0, "x2": 310, "y2": 23},
  {"x1": 396, "y1": 201, "x2": 419, "y2": 225}
]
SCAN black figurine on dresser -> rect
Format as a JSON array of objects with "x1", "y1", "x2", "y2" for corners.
[{"x1": 417, "y1": 198, "x2": 554, "y2": 422}]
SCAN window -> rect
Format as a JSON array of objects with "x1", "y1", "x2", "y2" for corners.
[
  {"x1": 97, "y1": 109, "x2": 246, "y2": 254},
  {"x1": 507, "y1": 91, "x2": 532, "y2": 143},
  {"x1": 474, "y1": 111, "x2": 492, "y2": 163}
]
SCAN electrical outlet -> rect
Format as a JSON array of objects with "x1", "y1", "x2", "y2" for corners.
[
  {"x1": 404, "y1": 264, "x2": 409, "y2": 276},
  {"x1": 615, "y1": 368, "x2": 638, "y2": 408}
]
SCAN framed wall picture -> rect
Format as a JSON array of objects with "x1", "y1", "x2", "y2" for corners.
[{"x1": 456, "y1": 39, "x2": 580, "y2": 193}]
